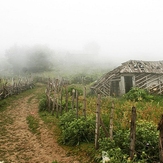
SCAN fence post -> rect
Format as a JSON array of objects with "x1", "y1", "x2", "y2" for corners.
[
  {"x1": 65, "y1": 85, "x2": 68, "y2": 112},
  {"x1": 100, "y1": 117, "x2": 109, "y2": 137},
  {"x1": 95, "y1": 93, "x2": 101, "y2": 150},
  {"x1": 83, "y1": 86, "x2": 86, "y2": 119},
  {"x1": 72, "y1": 89, "x2": 75, "y2": 109},
  {"x1": 60, "y1": 87, "x2": 63, "y2": 116},
  {"x1": 109, "y1": 101, "x2": 114, "y2": 140},
  {"x1": 56, "y1": 95, "x2": 59, "y2": 118},
  {"x1": 157, "y1": 114, "x2": 163, "y2": 163},
  {"x1": 130, "y1": 106, "x2": 137, "y2": 160},
  {"x1": 52, "y1": 96, "x2": 55, "y2": 116},
  {"x1": 47, "y1": 78, "x2": 51, "y2": 112},
  {"x1": 47, "y1": 88, "x2": 51, "y2": 112},
  {"x1": 76, "y1": 90, "x2": 79, "y2": 119},
  {"x1": 51, "y1": 81, "x2": 55, "y2": 115}
]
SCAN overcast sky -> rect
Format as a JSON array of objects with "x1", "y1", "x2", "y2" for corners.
[{"x1": 1, "y1": 0, "x2": 163, "y2": 64}]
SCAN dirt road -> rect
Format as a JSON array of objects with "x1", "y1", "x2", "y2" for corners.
[{"x1": 0, "y1": 88, "x2": 80, "y2": 163}]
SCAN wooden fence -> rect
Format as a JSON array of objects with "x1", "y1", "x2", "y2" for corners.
[
  {"x1": 45, "y1": 78, "x2": 84, "y2": 118},
  {"x1": 45, "y1": 78, "x2": 163, "y2": 162},
  {"x1": 0, "y1": 77, "x2": 34, "y2": 100}
]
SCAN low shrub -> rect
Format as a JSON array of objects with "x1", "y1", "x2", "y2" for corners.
[
  {"x1": 59, "y1": 109, "x2": 76, "y2": 125},
  {"x1": 59, "y1": 110, "x2": 95, "y2": 145},
  {"x1": 39, "y1": 95, "x2": 47, "y2": 112},
  {"x1": 123, "y1": 87, "x2": 153, "y2": 102},
  {"x1": 67, "y1": 84, "x2": 83, "y2": 96},
  {"x1": 98, "y1": 120, "x2": 159, "y2": 163}
]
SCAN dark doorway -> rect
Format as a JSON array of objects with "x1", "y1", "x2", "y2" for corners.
[
  {"x1": 110, "y1": 81, "x2": 120, "y2": 96},
  {"x1": 124, "y1": 76, "x2": 133, "y2": 93}
]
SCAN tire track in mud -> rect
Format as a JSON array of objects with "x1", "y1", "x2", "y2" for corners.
[{"x1": 0, "y1": 91, "x2": 80, "y2": 163}]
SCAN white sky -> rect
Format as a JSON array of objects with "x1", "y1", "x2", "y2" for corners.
[{"x1": 0, "y1": 0, "x2": 163, "y2": 63}]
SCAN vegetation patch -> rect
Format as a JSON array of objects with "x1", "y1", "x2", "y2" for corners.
[
  {"x1": 26, "y1": 115, "x2": 40, "y2": 135},
  {"x1": 123, "y1": 87, "x2": 154, "y2": 102},
  {"x1": 39, "y1": 82, "x2": 163, "y2": 162},
  {"x1": 59, "y1": 114, "x2": 95, "y2": 145},
  {"x1": 96, "y1": 120, "x2": 159, "y2": 163},
  {"x1": 0, "y1": 100, "x2": 8, "y2": 112},
  {"x1": 39, "y1": 95, "x2": 47, "y2": 112}
]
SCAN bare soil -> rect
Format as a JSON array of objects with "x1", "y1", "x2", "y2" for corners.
[{"x1": 0, "y1": 89, "x2": 80, "y2": 163}]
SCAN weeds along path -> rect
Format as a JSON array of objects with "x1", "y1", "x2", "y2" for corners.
[{"x1": 0, "y1": 86, "x2": 79, "y2": 163}]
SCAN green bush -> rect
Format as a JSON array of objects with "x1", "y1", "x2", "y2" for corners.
[
  {"x1": 135, "y1": 120, "x2": 159, "y2": 162},
  {"x1": 59, "y1": 111, "x2": 95, "y2": 145},
  {"x1": 39, "y1": 95, "x2": 47, "y2": 112},
  {"x1": 59, "y1": 109, "x2": 76, "y2": 125},
  {"x1": 67, "y1": 84, "x2": 83, "y2": 96},
  {"x1": 123, "y1": 87, "x2": 153, "y2": 102},
  {"x1": 98, "y1": 120, "x2": 159, "y2": 163}
]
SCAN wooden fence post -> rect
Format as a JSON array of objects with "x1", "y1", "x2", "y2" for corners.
[
  {"x1": 56, "y1": 95, "x2": 59, "y2": 118},
  {"x1": 55, "y1": 79, "x2": 59, "y2": 118},
  {"x1": 51, "y1": 81, "x2": 55, "y2": 115},
  {"x1": 46, "y1": 78, "x2": 51, "y2": 112},
  {"x1": 47, "y1": 88, "x2": 51, "y2": 112},
  {"x1": 130, "y1": 106, "x2": 137, "y2": 160},
  {"x1": 83, "y1": 86, "x2": 86, "y2": 119},
  {"x1": 76, "y1": 90, "x2": 79, "y2": 119},
  {"x1": 100, "y1": 117, "x2": 109, "y2": 137},
  {"x1": 72, "y1": 89, "x2": 75, "y2": 109},
  {"x1": 157, "y1": 114, "x2": 163, "y2": 163},
  {"x1": 65, "y1": 85, "x2": 68, "y2": 112},
  {"x1": 52, "y1": 96, "x2": 55, "y2": 116},
  {"x1": 109, "y1": 101, "x2": 115, "y2": 140},
  {"x1": 95, "y1": 94, "x2": 101, "y2": 150},
  {"x1": 60, "y1": 87, "x2": 63, "y2": 116}
]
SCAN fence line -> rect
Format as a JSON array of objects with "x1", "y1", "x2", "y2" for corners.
[
  {"x1": 44, "y1": 78, "x2": 162, "y2": 163},
  {"x1": 0, "y1": 76, "x2": 34, "y2": 100}
]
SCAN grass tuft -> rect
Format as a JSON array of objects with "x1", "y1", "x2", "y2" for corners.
[{"x1": 26, "y1": 115, "x2": 40, "y2": 135}]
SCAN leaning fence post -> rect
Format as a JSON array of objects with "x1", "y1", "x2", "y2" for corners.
[
  {"x1": 95, "y1": 93, "x2": 101, "y2": 150},
  {"x1": 130, "y1": 106, "x2": 137, "y2": 160},
  {"x1": 100, "y1": 117, "x2": 109, "y2": 137},
  {"x1": 109, "y1": 100, "x2": 114, "y2": 140},
  {"x1": 157, "y1": 114, "x2": 163, "y2": 163}
]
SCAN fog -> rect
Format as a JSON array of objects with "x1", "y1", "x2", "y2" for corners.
[{"x1": 1, "y1": 0, "x2": 163, "y2": 75}]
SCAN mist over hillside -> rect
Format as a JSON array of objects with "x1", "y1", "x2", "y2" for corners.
[
  {"x1": 0, "y1": 45, "x2": 116, "y2": 79},
  {"x1": 1, "y1": 0, "x2": 163, "y2": 78}
]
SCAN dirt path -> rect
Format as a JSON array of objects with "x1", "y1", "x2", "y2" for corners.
[{"x1": 0, "y1": 89, "x2": 80, "y2": 163}]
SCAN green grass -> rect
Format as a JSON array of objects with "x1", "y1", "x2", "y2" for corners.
[
  {"x1": 52, "y1": 161, "x2": 59, "y2": 163},
  {"x1": 26, "y1": 115, "x2": 40, "y2": 135},
  {"x1": 0, "y1": 99, "x2": 8, "y2": 112}
]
